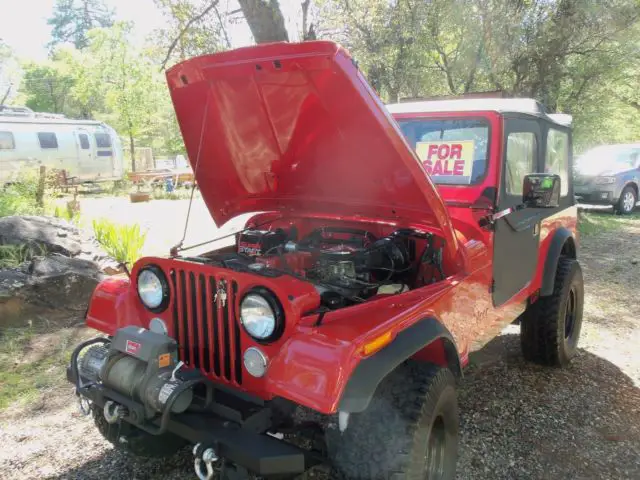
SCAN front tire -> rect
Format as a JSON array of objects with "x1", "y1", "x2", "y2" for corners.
[
  {"x1": 615, "y1": 186, "x2": 637, "y2": 215},
  {"x1": 328, "y1": 362, "x2": 458, "y2": 480},
  {"x1": 92, "y1": 405, "x2": 187, "y2": 458},
  {"x1": 521, "y1": 257, "x2": 584, "y2": 366}
]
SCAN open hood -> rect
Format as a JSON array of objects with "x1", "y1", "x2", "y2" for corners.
[{"x1": 166, "y1": 41, "x2": 452, "y2": 236}]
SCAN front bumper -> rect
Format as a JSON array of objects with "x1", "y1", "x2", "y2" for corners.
[
  {"x1": 67, "y1": 338, "x2": 319, "y2": 477},
  {"x1": 574, "y1": 186, "x2": 618, "y2": 205}
]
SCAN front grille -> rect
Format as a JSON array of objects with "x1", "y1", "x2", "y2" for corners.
[{"x1": 170, "y1": 268, "x2": 242, "y2": 385}]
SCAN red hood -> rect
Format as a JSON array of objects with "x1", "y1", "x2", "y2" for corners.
[{"x1": 166, "y1": 41, "x2": 453, "y2": 237}]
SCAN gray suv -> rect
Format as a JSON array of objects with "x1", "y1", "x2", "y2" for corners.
[{"x1": 573, "y1": 143, "x2": 640, "y2": 214}]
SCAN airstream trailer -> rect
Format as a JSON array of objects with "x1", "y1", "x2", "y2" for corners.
[{"x1": 0, "y1": 106, "x2": 124, "y2": 184}]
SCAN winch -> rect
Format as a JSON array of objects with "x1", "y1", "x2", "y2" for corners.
[{"x1": 77, "y1": 326, "x2": 194, "y2": 419}]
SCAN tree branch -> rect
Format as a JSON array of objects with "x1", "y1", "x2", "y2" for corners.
[{"x1": 160, "y1": 0, "x2": 219, "y2": 71}]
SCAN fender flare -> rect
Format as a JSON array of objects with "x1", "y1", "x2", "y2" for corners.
[
  {"x1": 540, "y1": 227, "x2": 576, "y2": 297},
  {"x1": 338, "y1": 318, "x2": 462, "y2": 413}
]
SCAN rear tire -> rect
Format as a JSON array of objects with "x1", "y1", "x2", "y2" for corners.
[
  {"x1": 521, "y1": 257, "x2": 584, "y2": 366},
  {"x1": 615, "y1": 186, "x2": 637, "y2": 215},
  {"x1": 92, "y1": 405, "x2": 187, "y2": 458},
  {"x1": 327, "y1": 362, "x2": 458, "y2": 480}
]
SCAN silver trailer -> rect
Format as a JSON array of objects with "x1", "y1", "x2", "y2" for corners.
[{"x1": 0, "y1": 106, "x2": 124, "y2": 184}]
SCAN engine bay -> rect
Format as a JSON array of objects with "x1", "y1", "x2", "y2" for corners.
[{"x1": 189, "y1": 218, "x2": 448, "y2": 311}]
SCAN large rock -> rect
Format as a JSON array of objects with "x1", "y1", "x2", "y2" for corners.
[
  {"x1": 0, "y1": 215, "x2": 122, "y2": 274},
  {"x1": 0, "y1": 255, "x2": 105, "y2": 323}
]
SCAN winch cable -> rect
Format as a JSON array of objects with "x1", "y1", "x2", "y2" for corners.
[{"x1": 171, "y1": 92, "x2": 211, "y2": 257}]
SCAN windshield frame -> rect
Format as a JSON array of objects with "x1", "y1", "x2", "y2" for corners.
[{"x1": 395, "y1": 115, "x2": 492, "y2": 186}]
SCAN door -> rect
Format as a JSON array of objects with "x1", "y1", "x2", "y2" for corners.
[
  {"x1": 492, "y1": 119, "x2": 541, "y2": 306},
  {"x1": 75, "y1": 130, "x2": 94, "y2": 180}
]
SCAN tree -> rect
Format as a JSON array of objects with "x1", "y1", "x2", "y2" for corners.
[
  {"x1": 85, "y1": 23, "x2": 165, "y2": 171},
  {"x1": 0, "y1": 40, "x2": 20, "y2": 104},
  {"x1": 21, "y1": 61, "x2": 75, "y2": 114},
  {"x1": 237, "y1": 0, "x2": 289, "y2": 43},
  {"x1": 48, "y1": 0, "x2": 115, "y2": 50}
]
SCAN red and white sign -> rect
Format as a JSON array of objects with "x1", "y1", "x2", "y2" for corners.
[
  {"x1": 416, "y1": 140, "x2": 474, "y2": 179},
  {"x1": 126, "y1": 340, "x2": 141, "y2": 355}
]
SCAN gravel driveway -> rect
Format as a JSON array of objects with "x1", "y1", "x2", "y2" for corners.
[{"x1": 1, "y1": 209, "x2": 638, "y2": 480}]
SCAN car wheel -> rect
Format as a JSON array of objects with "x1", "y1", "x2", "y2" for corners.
[
  {"x1": 91, "y1": 404, "x2": 187, "y2": 458},
  {"x1": 520, "y1": 256, "x2": 584, "y2": 367},
  {"x1": 327, "y1": 362, "x2": 458, "y2": 480},
  {"x1": 615, "y1": 186, "x2": 637, "y2": 215}
]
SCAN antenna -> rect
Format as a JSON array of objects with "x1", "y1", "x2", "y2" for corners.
[{"x1": 170, "y1": 91, "x2": 211, "y2": 257}]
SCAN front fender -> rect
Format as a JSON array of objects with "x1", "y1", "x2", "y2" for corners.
[
  {"x1": 265, "y1": 317, "x2": 461, "y2": 414},
  {"x1": 86, "y1": 275, "x2": 144, "y2": 334}
]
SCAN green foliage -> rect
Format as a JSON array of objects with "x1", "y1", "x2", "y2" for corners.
[
  {"x1": 0, "y1": 244, "x2": 47, "y2": 268},
  {"x1": 92, "y1": 218, "x2": 147, "y2": 266},
  {"x1": 0, "y1": 172, "x2": 46, "y2": 217},
  {"x1": 579, "y1": 211, "x2": 640, "y2": 236},
  {"x1": 48, "y1": 0, "x2": 115, "y2": 50}
]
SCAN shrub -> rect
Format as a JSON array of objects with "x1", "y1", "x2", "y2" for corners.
[
  {"x1": 0, "y1": 171, "x2": 46, "y2": 218},
  {"x1": 92, "y1": 218, "x2": 147, "y2": 266}
]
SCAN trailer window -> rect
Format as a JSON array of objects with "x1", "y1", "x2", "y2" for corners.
[
  {"x1": 79, "y1": 133, "x2": 90, "y2": 149},
  {"x1": 0, "y1": 131, "x2": 15, "y2": 150},
  {"x1": 94, "y1": 133, "x2": 112, "y2": 148},
  {"x1": 38, "y1": 132, "x2": 58, "y2": 149}
]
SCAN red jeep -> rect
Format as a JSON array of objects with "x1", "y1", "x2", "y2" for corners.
[{"x1": 68, "y1": 41, "x2": 583, "y2": 480}]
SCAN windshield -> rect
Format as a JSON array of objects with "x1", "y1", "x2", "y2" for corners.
[
  {"x1": 396, "y1": 118, "x2": 489, "y2": 185},
  {"x1": 576, "y1": 146, "x2": 636, "y2": 174}
]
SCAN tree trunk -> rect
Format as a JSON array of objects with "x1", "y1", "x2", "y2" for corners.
[
  {"x1": 129, "y1": 132, "x2": 136, "y2": 172},
  {"x1": 238, "y1": 0, "x2": 289, "y2": 43}
]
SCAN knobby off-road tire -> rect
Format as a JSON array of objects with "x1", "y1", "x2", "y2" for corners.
[
  {"x1": 91, "y1": 405, "x2": 187, "y2": 458},
  {"x1": 521, "y1": 256, "x2": 584, "y2": 366},
  {"x1": 327, "y1": 362, "x2": 458, "y2": 480},
  {"x1": 615, "y1": 185, "x2": 637, "y2": 215}
]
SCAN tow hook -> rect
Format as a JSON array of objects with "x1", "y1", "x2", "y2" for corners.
[
  {"x1": 77, "y1": 395, "x2": 92, "y2": 416},
  {"x1": 103, "y1": 400, "x2": 128, "y2": 424},
  {"x1": 193, "y1": 443, "x2": 219, "y2": 480}
]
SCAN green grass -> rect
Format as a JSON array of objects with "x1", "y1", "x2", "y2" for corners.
[
  {"x1": 92, "y1": 218, "x2": 147, "y2": 266},
  {"x1": 578, "y1": 210, "x2": 640, "y2": 236},
  {"x1": 0, "y1": 244, "x2": 47, "y2": 268},
  {"x1": 0, "y1": 325, "x2": 78, "y2": 411}
]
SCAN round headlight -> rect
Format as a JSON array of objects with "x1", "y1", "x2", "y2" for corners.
[
  {"x1": 240, "y1": 289, "x2": 283, "y2": 342},
  {"x1": 137, "y1": 266, "x2": 169, "y2": 312},
  {"x1": 243, "y1": 347, "x2": 268, "y2": 378}
]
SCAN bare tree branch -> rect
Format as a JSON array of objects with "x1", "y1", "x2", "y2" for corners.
[{"x1": 160, "y1": 0, "x2": 220, "y2": 71}]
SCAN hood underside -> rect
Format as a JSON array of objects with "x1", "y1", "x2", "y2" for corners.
[{"x1": 166, "y1": 41, "x2": 451, "y2": 233}]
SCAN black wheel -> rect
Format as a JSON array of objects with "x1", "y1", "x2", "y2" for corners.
[
  {"x1": 521, "y1": 257, "x2": 584, "y2": 366},
  {"x1": 615, "y1": 185, "x2": 637, "y2": 214},
  {"x1": 327, "y1": 362, "x2": 458, "y2": 480},
  {"x1": 91, "y1": 404, "x2": 187, "y2": 458}
]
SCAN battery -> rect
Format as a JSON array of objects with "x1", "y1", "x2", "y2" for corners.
[{"x1": 237, "y1": 229, "x2": 288, "y2": 256}]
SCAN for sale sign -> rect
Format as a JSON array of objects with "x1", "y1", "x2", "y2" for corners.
[{"x1": 416, "y1": 140, "x2": 475, "y2": 183}]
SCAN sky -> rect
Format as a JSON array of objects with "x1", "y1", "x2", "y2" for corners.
[{"x1": 0, "y1": 0, "x2": 305, "y2": 61}]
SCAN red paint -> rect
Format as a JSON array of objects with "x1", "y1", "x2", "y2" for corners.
[{"x1": 83, "y1": 41, "x2": 579, "y2": 415}]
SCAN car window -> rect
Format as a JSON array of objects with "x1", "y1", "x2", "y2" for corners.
[
  {"x1": 79, "y1": 133, "x2": 90, "y2": 149},
  {"x1": 0, "y1": 131, "x2": 15, "y2": 150},
  {"x1": 396, "y1": 118, "x2": 489, "y2": 185},
  {"x1": 505, "y1": 132, "x2": 537, "y2": 195},
  {"x1": 37, "y1": 132, "x2": 58, "y2": 149},
  {"x1": 545, "y1": 128, "x2": 569, "y2": 195},
  {"x1": 94, "y1": 133, "x2": 112, "y2": 148}
]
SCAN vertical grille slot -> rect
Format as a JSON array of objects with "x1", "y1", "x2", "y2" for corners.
[{"x1": 171, "y1": 268, "x2": 242, "y2": 385}]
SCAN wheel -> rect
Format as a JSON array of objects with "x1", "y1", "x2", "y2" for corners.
[
  {"x1": 91, "y1": 404, "x2": 187, "y2": 458},
  {"x1": 327, "y1": 362, "x2": 458, "y2": 480},
  {"x1": 520, "y1": 257, "x2": 584, "y2": 366},
  {"x1": 615, "y1": 186, "x2": 637, "y2": 214}
]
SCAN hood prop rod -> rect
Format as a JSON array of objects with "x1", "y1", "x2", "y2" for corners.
[{"x1": 171, "y1": 94, "x2": 211, "y2": 257}]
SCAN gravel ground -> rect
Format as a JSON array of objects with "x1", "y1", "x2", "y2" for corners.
[{"x1": 0, "y1": 208, "x2": 639, "y2": 480}]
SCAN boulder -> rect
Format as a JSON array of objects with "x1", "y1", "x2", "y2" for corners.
[{"x1": 0, "y1": 255, "x2": 105, "y2": 324}]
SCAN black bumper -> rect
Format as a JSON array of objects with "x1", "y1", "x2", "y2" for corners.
[{"x1": 67, "y1": 344, "x2": 318, "y2": 476}]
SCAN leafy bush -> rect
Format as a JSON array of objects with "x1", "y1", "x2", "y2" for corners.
[
  {"x1": 0, "y1": 244, "x2": 47, "y2": 268},
  {"x1": 92, "y1": 218, "x2": 147, "y2": 266},
  {"x1": 0, "y1": 171, "x2": 46, "y2": 218}
]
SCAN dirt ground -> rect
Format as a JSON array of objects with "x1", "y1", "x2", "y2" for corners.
[{"x1": 0, "y1": 206, "x2": 639, "y2": 480}]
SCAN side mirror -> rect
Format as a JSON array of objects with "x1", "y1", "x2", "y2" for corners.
[{"x1": 523, "y1": 174, "x2": 560, "y2": 208}]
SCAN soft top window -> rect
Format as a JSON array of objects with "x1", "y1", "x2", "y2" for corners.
[
  {"x1": 396, "y1": 118, "x2": 489, "y2": 185},
  {"x1": 94, "y1": 132, "x2": 112, "y2": 148}
]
